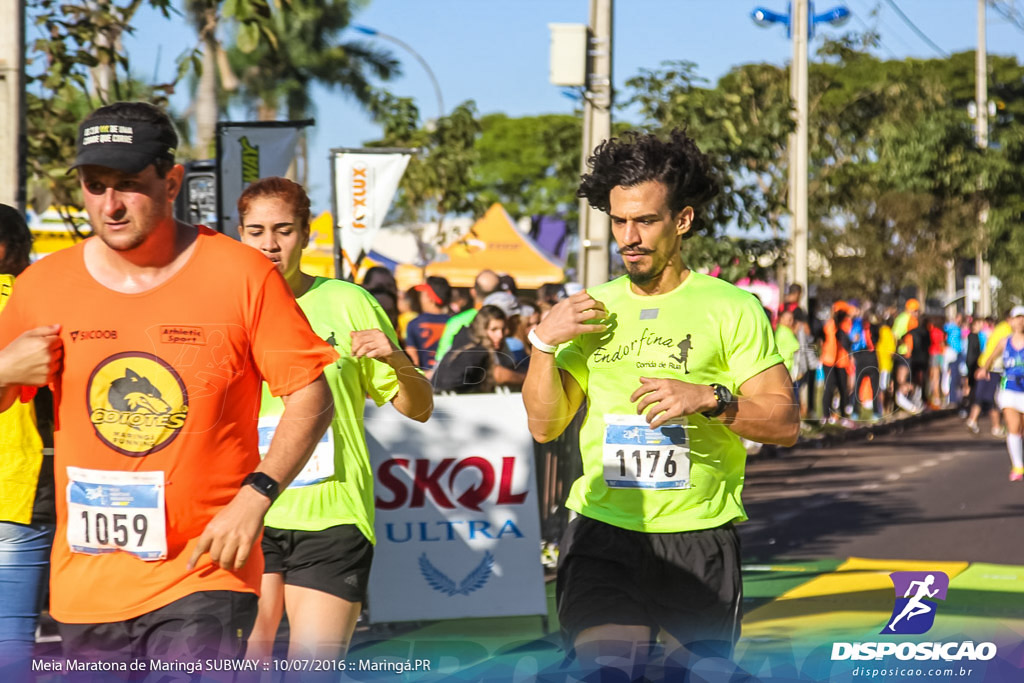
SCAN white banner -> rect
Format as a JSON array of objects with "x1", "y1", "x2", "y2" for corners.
[
  {"x1": 365, "y1": 394, "x2": 547, "y2": 623},
  {"x1": 333, "y1": 151, "x2": 411, "y2": 274},
  {"x1": 217, "y1": 123, "x2": 306, "y2": 233}
]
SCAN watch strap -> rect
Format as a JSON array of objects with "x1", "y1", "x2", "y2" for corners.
[
  {"x1": 242, "y1": 472, "x2": 280, "y2": 502},
  {"x1": 701, "y1": 383, "x2": 732, "y2": 418}
]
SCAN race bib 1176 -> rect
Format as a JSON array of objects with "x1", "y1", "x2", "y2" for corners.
[{"x1": 602, "y1": 414, "x2": 692, "y2": 490}]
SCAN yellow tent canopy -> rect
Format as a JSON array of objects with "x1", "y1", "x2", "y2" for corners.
[
  {"x1": 301, "y1": 205, "x2": 566, "y2": 290},
  {"x1": 399, "y1": 203, "x2": 564, "y2": 290}
]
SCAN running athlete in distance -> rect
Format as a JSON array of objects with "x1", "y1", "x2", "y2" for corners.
[{"x1": 237, "y1": 177, "x2": 433, "y2": 660}]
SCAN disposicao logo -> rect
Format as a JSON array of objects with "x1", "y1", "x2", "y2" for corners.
[
  {"x1": 883, "y1": 571, "x2": 948, "y2": 635},
  {"x1": 831, "y1": 570, "x2": 997, "y2": 663}
]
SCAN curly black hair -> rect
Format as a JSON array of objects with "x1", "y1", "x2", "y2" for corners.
[
  {"x1": 0, "y1": 204, "x2": 33, "y2": 276},
  {"x1": 576, "y1": 129, "x2": 719, "y2": 236}
]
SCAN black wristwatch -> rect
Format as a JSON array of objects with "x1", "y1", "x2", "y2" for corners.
[
  {"x1": 702, "y1": 383, "x2": 734, "y2": 418},
  {"x1": 242, "y1": 472, "x2": 280, "y2": 502}
]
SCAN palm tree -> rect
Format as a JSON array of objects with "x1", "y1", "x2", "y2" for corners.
[
  {"x1": 228, "y1": 0, "x2": 399, "y2": 122},
  {"x1": 185, "y1": 0, "x2": 245, "y2": 156}
]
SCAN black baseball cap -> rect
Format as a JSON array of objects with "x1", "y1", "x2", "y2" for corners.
[{"x1": 69, "y1": 117, "x2": 177, "y2": 174}]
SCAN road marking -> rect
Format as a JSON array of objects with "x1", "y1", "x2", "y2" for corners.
[{"x1": 885, "y1": 473, "x2": 901, "y2": 481}]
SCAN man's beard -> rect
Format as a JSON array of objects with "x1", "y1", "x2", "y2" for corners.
[{"x1": 624, "y1": 257, "x2": 662, "y2": 285}]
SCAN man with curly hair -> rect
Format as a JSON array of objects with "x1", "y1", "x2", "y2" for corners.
[{"x1": 523, "y1": 130, "x2": 799, "y2": 678}]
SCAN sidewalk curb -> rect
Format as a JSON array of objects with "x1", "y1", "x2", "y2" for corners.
[{"x1": 784, "y1": 408, "x2": 958, "y2": 452}]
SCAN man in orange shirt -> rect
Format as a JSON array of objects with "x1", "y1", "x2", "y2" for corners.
[{"x1": 0, "y1": 102, "x2": 336, "y2": 666}]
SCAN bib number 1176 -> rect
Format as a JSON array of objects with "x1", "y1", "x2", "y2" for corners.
[{"x1": 602, "y1": 415, "x2": 691, "y2": 490}]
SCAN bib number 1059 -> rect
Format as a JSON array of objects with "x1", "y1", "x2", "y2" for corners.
[
  {"x1": 79, "y1": 510, "x2": 148, "y2": 548},
  {"x1": 66, "y1": 467, "x2": 168, "y2": 561}
]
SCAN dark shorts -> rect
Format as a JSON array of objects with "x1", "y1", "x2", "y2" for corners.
[
  {"x1": 975, "y1": 372, "x2": 1002, "y2": 406},
  {"x1": 262, "y1": 524, "x2": 373, "y2": 603},
  {"x1": 556, "y1": 515, "x2": 742, "y2": 656},
  {"x1": 57, "y1": 590, "x2": 258, "y2": 665}
]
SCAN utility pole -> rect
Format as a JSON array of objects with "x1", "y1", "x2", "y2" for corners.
[
  {"x1": 578, "y1": 0, "x2": 613, "y2": 289},
  {"x1": 976, "y1": 0, "x2": 992, "y2": 318},
  {"x1": 790, "y1": 0, "x2": 810, "y2": 310},
  {"x1": 0, "y1": 1, "x2": 26, "y2": 211}
]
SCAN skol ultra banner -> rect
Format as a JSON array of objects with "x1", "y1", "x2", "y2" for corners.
[
  {"x1": 331, "y1": 150, "x2": 411, "y2": 277},
  {"x1": 216, "y1": 121, "x2": 310, "y2": 234},
  {"x1": 364, "y1": 394, "x2": 547, "y2": 623}
]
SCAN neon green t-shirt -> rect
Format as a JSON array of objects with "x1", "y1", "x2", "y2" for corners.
[
  {"x1": 261, "y1": 277, "x2": 401, "y2": 542},
  {"x1": 555, "y1": 272, "x2": 783, "y2": 534},
  {"x1": 775, "y1": 324, "x2": 800, "y2": 376},
  {"x1": 434, "y1": 308, "x2": 477, "y2": 361}
]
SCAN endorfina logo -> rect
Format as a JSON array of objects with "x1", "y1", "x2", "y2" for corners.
[
  {"x1": 419, "y1": 551, "x2": 494, "y2": 596},
  {"x1": 831, "y1": 569, "x2": 997, "y2": 663},
  {"x1": 87, "y1": 352, "x2": 189, "y2": 457},
  {"x1": 883, "y1": 571, "x2": 949, "y2": 635}
]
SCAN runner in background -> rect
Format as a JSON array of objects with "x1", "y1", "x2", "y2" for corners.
[
  {"x1": 875, "y1": 311, "x2": 897, "y2": 418},
  {"x1": 821, "y1": 304, "x2": 853, "y2": 426},
  {"x1": 405, "y1": 276, "x2": 452, "y2": 374},
  {"x1": 944, "y1": 313, "x2": 966, "y2": 411},
  {"x1": 972, "y1": 312, "x2": 1011, "y2": 437},
  {"x1": 434, "y1": 269, "x2": 501, "y2": 361},
  {"x1": 775, "y1": 308, "x2": 801, "y2": 405},
  {"x1": 977, "y1": 306, "x2": 1024, "y2": 480},
  {"x1": 236, "y1": 177, "x2": 433, "y2": 660},
  {"x1": 0, "y1": 205, "x2": 60, "y2": 679}
]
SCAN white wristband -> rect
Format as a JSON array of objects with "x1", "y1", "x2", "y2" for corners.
[{"x1": 528, "y1": 329, "x2": 558, "y2": 354}]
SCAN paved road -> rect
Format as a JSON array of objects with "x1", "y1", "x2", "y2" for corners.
[{"x1": 738, "y1": 415, "x2": 1024, "y2": 566}]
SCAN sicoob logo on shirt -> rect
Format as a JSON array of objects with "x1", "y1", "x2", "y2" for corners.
[{"x1": 87, "y1": 352, "x2": 189, "y2": 456}]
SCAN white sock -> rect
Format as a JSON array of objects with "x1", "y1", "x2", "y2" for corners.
[{"x1": 1007, "y1": 434, "x2": 1024, "y2": 470}]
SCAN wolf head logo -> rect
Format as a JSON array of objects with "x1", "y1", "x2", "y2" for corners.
[{"x1": 108, "y1": 368, "x2": 172, "y2": 420}]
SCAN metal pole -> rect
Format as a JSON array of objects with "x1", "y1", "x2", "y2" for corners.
[
  {"x1": 353, "y1": 26, "x2": 444, "y2": 120},
  {"x1": 579, "y1": 0, "x2": 613, "y2": 289},
  {"x1": 0, "y1": 0, "x2": 26, "y2": 211},
  {"x1": 792, "y1": 0, "x2": 809, "y2": 310},
  {"x1": 976, "y1": 0, "x2": 991, "y2": 318}
]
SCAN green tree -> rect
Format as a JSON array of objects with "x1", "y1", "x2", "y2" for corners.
[
  {"x1": 25, "y1": 0, "x2": 176, "y2": 226},
  {"x1": 367, "y1": 94, "x2": 480, "y2": 262},
  {"x1": 227, "y1": 0, "x2": 399, "y2": 122},
  {"x1": 470, "y1": 113, "x2": 581, "y2": 220}
]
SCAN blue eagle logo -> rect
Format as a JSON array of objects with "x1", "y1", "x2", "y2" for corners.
[{"x1": 418, "y1": 551, "x2": 495, "y2": 596}]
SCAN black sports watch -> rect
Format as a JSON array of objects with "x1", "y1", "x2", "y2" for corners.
[
  {"x1": 242, "y1": 472, "x2": 280, "y2": 502},
  {"x1": 702, "y1": 383, "x2": 734, "y2": 418}
]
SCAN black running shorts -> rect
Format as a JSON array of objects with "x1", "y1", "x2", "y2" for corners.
[
  {"x1": 262, "y1": 524, "x2": 373, "y2": 603},
  {"x1": 556, "y1": 515, "x2": 742, "y2": 656}
]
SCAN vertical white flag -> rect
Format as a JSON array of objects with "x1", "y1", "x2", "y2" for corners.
[
  {"x1": 217, "y1": 121, "x2": 310, "y2": 234},
  {"x1": 333, "y1": 150, "x2": 411, "y2": 277}
]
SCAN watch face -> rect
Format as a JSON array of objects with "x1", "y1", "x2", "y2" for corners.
[{"x1": 245, "y1": 473, "x2": 279, "y2": 500}]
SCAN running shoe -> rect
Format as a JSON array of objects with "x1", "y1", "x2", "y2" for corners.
[
  {"x1": 993, "y1": 426, "x2": 1007, "y2": 438},
  {"x1": 1010, "y1": 468, "x2": 1024, "y2": 482},
  {"x1": 966, "y1": 421, "x2": 980, "y2": 434}
]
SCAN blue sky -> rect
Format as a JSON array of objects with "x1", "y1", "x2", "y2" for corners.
[{"x1": 121, "y1": 0, "x2": 1024, "y2": 214}]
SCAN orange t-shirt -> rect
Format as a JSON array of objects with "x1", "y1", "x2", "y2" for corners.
[{"x1": 0, "y1": 228, "x2": 337, "y2": 623}]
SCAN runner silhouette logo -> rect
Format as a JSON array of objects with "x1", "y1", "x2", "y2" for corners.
[{"x1": 882, "y1": 571, "x2": 949, "y2": 635}]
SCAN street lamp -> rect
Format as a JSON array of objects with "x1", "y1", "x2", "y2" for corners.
[
  {"x1": 751, "y1": 1, "x2": 849, "y2": 309},
  {"x1": 351, "y1": 24, "x2": 445, "y2": 121}
]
